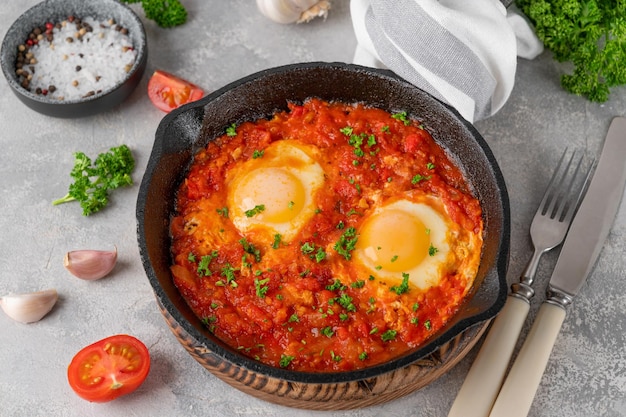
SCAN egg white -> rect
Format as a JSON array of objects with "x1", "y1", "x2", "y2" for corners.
[{"x1": 226, "y1": 140, "x2": 325, "y2": 242}]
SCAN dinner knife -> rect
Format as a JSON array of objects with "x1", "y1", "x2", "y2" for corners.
[{"x1": 488, "y1": 116, "x2": 626, "y2": 417}]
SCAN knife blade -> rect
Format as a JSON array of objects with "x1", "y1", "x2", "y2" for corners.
[{"x1": 489, "y1": 116, "x2": 626, "y2": 417}]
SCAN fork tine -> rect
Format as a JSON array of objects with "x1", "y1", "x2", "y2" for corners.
[
  {"x1": 552, "y1": 152, "x2": 583, "y2": 220},
  {"x1": 538, "y1": 148, "x2": 569, "y2": 216},
  {"x1": 560, "y1": 158, "x2": 595, "y2": 224},
  {"x1": 544, "y1": 150, "x2": 576, "y2": 218}
]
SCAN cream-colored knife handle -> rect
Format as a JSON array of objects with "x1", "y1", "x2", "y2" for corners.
[
  {"x1": 489, "y1": 302, "x2": 566, "y2": 417},
  {"x1": 448, "y1": 296, "x2": 530, "y2": 417}
]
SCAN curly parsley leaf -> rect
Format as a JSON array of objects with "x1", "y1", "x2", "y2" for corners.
[
  {"x1": 517, "y1": 0, "x2": 626, "y2": 102},
  {"x1": 119, "y1": 0, "x2": 187, "y2": 28},
  {"x1": 52, "y1": 145, "x2": 135, "y2": 216}
]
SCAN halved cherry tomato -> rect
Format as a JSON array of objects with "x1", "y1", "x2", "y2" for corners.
[
  {"x1": 147, "y1": 70, "x2": 204, "y2": 113},
  {"x1": 67, "y1": 334, "x2": 150, "y2": 403}
]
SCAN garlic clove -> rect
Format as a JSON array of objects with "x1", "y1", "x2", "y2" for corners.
[
  {"x1": 257, "y1": 0, "x2": 331, "y2": 24},
  {"x1": 64, "y1": 247, "x2": 117, "y2": 280},
  {"x1": 0, "y1": 289, "x2": 58, "y2": 323}
]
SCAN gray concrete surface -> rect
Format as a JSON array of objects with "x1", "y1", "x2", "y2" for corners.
[{"x1": 1, "y1": 1, "x2": 625, "y2": 416}]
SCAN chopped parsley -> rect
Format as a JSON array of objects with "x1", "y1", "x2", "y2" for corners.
[
  {"x1": 226, "y1": 123, "x2": 237, "y2": 136},
  {"x1": 339, "y1": 126, "x2": 353, "y2": 136},
  {"x1": 201, "y1": 316, "x2": 217, "y2": 332},
  {"x1": 244, "y1": 204, "x2": 265, "y2": 217},
  {"x1": 279, "y1": 354, "x2": 295, "y2": 368},
  {"x1": 381, "y1": 329, "x2": 398, "y2": 342},
  {"x1": 216, "y1": 207, "x2": 229, "y2": 217},
  {"x1": 391, "y1": 111, "x2": 410, "y2": 125},
  {"x1": 350, "y1": 280, "x2": 365, "y2": 289},
  {"x1": 334, "y1": 226, "x2": 358, "y2": 260},
  {"x1": 359, "y1": 352, "x2": 369, "y2": 360},
  {"x1": 424, "y1": 320, "x2": 432, "y2": 331},
  {"x1": 326, "y1": 279, "x2": 346, "y2": 292},
  {"x1": 321, "y1": 326, "x2": 334, "y2": 338},
  {"x1": 221, "y1": 263, "x2": 238, "y2": 288},
  {"x1": 340, "y1": 126, "x2": 379, "y2": 161},
  {"x1": 411, "y1": 174, "x2": 431, "y2": 184},
  {"x1": 288, "y1": 313, "x2": 299, "y2": 323},
  {"x1": 254, "y1": 277, "x2": 270, "y2": 298},
  {"x1": 197, "y1": 250, "x2": 219, "y2": 277},
  {"x1": 426, "y1": 162, "x2": 435, "y2": 170},
  {"x1": 390, "y1": 272, "x2": 410, "y2": 295},
  {"x1": 428, "y1": 244, "x2": 439, "y2": 256},
  {"x1": 314, "y1": 247, "x2": 327, "y2": 263},
  {"x1": 301, "y1": 242, "x2": 326, "y2": 263},
  {"x1": 346, "y1": 208, "x2": 360, "y2": 216},
  {"x1": 239, "y1": 238, "x2": 261, "y2": 262},
  {"x1": 252, "y1": 149, "x2": 264, "y2": 159},
  {"x1": 300, "y1": 242, "x2": 315, "y2": 255},
  {"x1": 272, "y1": 233, "x2": 282, "y2": 249},
  {"x1": 337, "y1": 293, "x2": 356, "y2": 312},
  {"x1": 187, "y1": 252, "x2": 196, "y2": 263}
]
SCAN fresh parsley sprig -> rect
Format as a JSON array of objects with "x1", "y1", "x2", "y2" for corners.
[
  {"x1": 52, "y1": 145, "x2": 135, "y2": 216},
  {"x1": 119, "y1": 0, "x2": 188, "y2": 28},
  {"x1": 517, "y1": 0, "x2": 626, "y2": 102}
]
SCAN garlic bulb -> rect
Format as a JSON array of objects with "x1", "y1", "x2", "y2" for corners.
[
  {"x1": 257, "y1": 0, "x2": 331, "y2": 24},
  {"x1": 64, "y1": 247, "x2": 117, "y2": 280},
  {"x1": 0, "y1": 289, "x2": 58, "y2": 323}
]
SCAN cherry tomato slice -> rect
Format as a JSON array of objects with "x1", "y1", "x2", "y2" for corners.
[
  {"x1": 67, "y1": 334, "x2": 150, "y2": 403},
  {"x1": 147, "y1": 70, "x2": 204, "y2": 113}
]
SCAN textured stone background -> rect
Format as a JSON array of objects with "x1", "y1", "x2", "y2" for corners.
[{"x1": 1, "y1": 1, "x2": 625, "y2": 416}]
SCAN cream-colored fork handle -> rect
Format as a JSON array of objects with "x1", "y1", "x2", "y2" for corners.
[
  {"x1": 448, "y1": 296, "x2": 530, "y2": 417},
  {"x1": 489, "y1": 302, "x2": 566, "y2": 417}
]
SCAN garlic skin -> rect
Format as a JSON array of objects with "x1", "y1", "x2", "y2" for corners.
[
  {"x1": 0, "y1": 289, "x2": 58, "y2": 323},
  {"x1": 257, "y1": 0, "x2": 331, "y2": 24},
  {"x1": 64, "y1": 247, "x2": 117, "y2": 280}
]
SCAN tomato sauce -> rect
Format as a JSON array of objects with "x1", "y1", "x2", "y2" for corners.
[{"x1": 170, "y1": 98, "x2": 482, "y2": 372}]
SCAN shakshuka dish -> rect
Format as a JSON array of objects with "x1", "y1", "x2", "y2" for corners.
[{"x1": 169, "y1": 98, "x2": 483, "y2": 372}]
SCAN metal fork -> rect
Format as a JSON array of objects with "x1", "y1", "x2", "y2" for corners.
[
  {"x1": 448, "y1": 148, "x2": 594, "y2": 417},
  {"x1": 515, "y1": 148, "x2": 594, "y2": 295}
]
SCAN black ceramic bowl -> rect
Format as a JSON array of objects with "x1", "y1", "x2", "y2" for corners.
[
  {"x1": 0, "y1": 0, "x2": 147, "y2": 118},
  {"x1": 137, "y1": 62, "x2": 510, "y2": 409}
]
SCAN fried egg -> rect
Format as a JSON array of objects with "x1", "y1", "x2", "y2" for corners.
[
  {"x1": 353, "y1": 194, "x2": 481, "y2": 290},
  {"x1": 226, "y1": 140, "x2": 325, "y2": 242}
]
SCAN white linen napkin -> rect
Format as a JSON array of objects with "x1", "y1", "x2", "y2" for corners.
[{"x1": 350, "y1": 0, "x2": 543, "y2": 122}]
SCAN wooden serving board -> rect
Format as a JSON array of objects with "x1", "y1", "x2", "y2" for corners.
[{"x1": 158, "y1": 299, "x2": 488, "y2": 410}]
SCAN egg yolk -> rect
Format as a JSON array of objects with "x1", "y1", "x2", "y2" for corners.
[
  {"x1": 357, "y1": 208, "x2": 431, "y2": 272},
  {"x1": 231, "y1": 167, "x2": 306, "y2": 223}
]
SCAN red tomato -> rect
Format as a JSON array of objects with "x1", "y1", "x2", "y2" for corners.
[
  {"x1": 67, "y1": 334, "x2": 150, "y2": 403},
  {"x1": 147, "y1": 70, "x2": 204, "y2": 113}
]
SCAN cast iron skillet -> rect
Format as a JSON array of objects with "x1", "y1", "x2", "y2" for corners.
[{"x1": 137, "y1": 62, "x2": 510, "y2": 389}]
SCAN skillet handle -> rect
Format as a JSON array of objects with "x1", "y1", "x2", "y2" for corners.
[{"x1": 448, "y1": 295, "x2": 530, "y2": 417}]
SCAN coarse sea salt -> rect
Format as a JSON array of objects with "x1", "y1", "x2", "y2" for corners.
[{"x1": 20, "y1": 17, "x2": 136, "y2": 101}]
